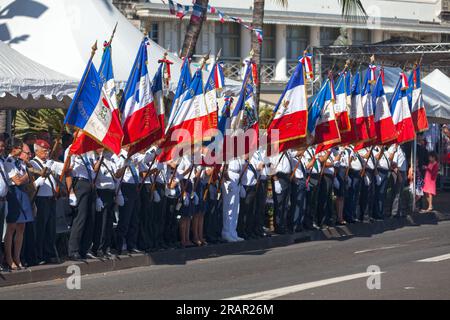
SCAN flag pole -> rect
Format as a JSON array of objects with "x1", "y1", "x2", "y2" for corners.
[{"x1": 59, "y1": 41, "x2": 98, "y2": 197}]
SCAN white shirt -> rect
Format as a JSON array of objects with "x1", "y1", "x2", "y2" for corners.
[
  {"x1": 319, "y1": 150, "x2": 335, "y2": 176},
  {"x1": 374, "y1": 146, "x2": 392, "y2": 171},
  {"x1": 238, "y1": 158, "x2": 258, "y2": 186},
  {"x1": 96, "y1": 153, "x2": 120, "y2": 190},
  {"x1": 270, "y1": 152, "x2": 292, "y2": 175},
  {"x1": 252, "y1": 149, "x2": 270, "y2": 180},
  {"x1": 4, "y1": 155, "x2": 28, "y2": 186},
  {"x1": 304, "y1": 147, "x2": 321, "y2": 174},
  {"x1": 390, "y1": 145, "x2": 407, "y2": 172},
  {"x1": 30, "y1": 157, "x2": 64, "y2": 197},
  {"x1": 0, "y1": 157, "x2": 9, "y2": 197},
  {"x1": 348, "y1": 148, "x2": 363, "y2": 171},
  {"x1": 289, "y1": 151, "x2": 307, "y2": 180},
  {"x1": 118, "y1": 150, "x2": 143, "y2": 184},
  {"x1": 65, "y1": 149, "x2": 97, "y2": 181},
  {"x1": 177, "y1": 155, "x2": 194, "y2": 181},
  {"x1": 358, "y1": 148, "x2": 375, "y2": 170}
]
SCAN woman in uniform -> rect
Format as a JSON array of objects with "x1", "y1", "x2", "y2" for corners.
[{"x1": 3, "y1": 140, "x2": 34, "y2": 270}]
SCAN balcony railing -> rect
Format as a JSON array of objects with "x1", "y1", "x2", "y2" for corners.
[{"x1": 221, "y1": 59, "x2": 277, "y2": 83}]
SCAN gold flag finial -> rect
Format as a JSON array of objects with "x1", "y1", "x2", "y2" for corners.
[{"x1": 91, "y1": 40, "x2": 98, "y2": 59}]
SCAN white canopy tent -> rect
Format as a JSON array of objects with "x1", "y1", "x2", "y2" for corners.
[
  {"x1": 0, "y1": 40, "x2": 78, "y2": 109},
  {"x1": 383, "y1": 67, "x2": 450, "y2": 124},
  {"x1": 0, "y1": 0, "x2": 240, "y2": 93}
]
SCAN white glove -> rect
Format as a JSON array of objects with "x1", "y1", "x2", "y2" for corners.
[
  {"x1": 34, "y1": 176, "x2": 46, "y2": 188},
  {"x1": 333, "y1": 177, "x2": 340, "y2": 190},
  {"x1": 116, "y1": 191, "x2": 125, "y2": 207},
  {"x1": 96, "y1": 197, "x2": 104, "y2": 212},
  {"x1": 69, "y1": 193, "x2": 78, "y2": 207},
  {"x1": 239, "y1": 185, "x2": 246, "y2": 198},
  {"x1": 364, "y1": 175, "x2": 371, "y2": 186},
  {"x1": 165, "y1": 187, "x2": 177, "y2": 198},
  {"x1": 274, "y1": 180, "x2": 282, "y2": 194},
  {"x1": 375, "y1": 174, "x2": 382, "y2": 186},
  {"x1": 192, "y1": 192, "x2": 199, "y2": 206},
  {"x1": 153, "y1": 190, "x2": 161, "y2": 203},
  {"x1": 44, "y1": 160, "x2": 54, "y2": 169}
]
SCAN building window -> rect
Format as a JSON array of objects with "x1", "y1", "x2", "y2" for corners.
[
  {"x1": 148, "y1": 23, "x2": 159, "y2": 44},
  {"x1": 353, "y1": 29, "x2": 370, "y2": 45},
  {"x1": 262, "y1": 24, "x2": 276, "y2": 61},
  {"x1": 287, "y1": 26, "x2": 309, "y2": 61},
  {"x1": 320, "y1": 27, "x2": 340, "y2": 46},
  {"x1": 215, "y1": 23, "x2": 240, "y2": 60},
  {"x1": 442, "y1": 33, "x2": 450, "y2": 42}
]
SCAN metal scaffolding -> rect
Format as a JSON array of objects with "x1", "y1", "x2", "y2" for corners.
[{"x1": 313, "y1": 42, "x2": 450, "y2": 86}]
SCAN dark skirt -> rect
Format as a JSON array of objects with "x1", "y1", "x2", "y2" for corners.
[
  {"x1": 180, "y1": 180, "x2": 193, "y2": 218},
  {"x1": 194, "y1": 181, "x2": 207, "y2": 214},
  {"x1": 6, "y1": 185, "x2": 34, "y2": 224}
]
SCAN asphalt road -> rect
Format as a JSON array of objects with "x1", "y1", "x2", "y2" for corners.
[{"x1": 1, "y1": 220, "x2": 450, "y2": 300}]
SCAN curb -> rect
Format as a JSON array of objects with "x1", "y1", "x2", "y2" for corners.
[{"x1": 1, "y1": 211, "x2": 449, "y2": 288}]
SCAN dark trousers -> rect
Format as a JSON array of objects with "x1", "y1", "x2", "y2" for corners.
[
  {"x1": 116, "y1": 183, "x2": 140, "y2": 252},
  {"x1": 152, "y1": 183, "x2": 167, "y2": 248},
  {"x1": 237, "y1": 185, "x2": 257, "y2": 238},
  {"x1": 138, "y1": 186, "x2": 152, "y2": 251},
  {"x1": 359, "y1": 171, "x2": 375, "y2": 220},
  {"x1": 317, "y1": 175, "x2": 333, "y2": 226},
  {"x1": 164, "y1": 196, "x2": 179, "y2": 245},
  {"x1": 374, "y1": 171, "x2": 389, "y2": 219},
  {"x1": 391, "y1": 171, "x2": 407, "y2": 217},
  {"x1": 204, "y1": 185, "x2": 220, "y2": 242},
  {"x1": 272, "y1": 177, "x2": 291, "y2": 234},
  {"x1": 344, "y1": 170, "x2": 362, "y2": 222},
  {"x1": 0, "y1": 200, "x2": 6, "y2": 265},
  {"x1": 68, "y1": 179, "x2": 96, "y2": 257},
  {"x1": 35, "y1": 197, "x2": 57, "y2": 261},
  {"x1": 92, "y1": 189, "x2": 115, "y2": 254},
  {"x1": 289, "y1": 179, "x2": 306, "y2": 231},
  {"x1": 254, "y1": 180, "x2": 268, "y2": 235},
  {"x1": 22, "y1": 221, "x2": 37, "y2": 266}
]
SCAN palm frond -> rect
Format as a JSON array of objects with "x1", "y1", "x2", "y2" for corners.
[{"x1": 338, "y1": 0, "x2": 367, "y2": 21}]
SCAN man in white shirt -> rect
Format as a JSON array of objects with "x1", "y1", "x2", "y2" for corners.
[
  {"x1": 237, "y1": 154, "x2": 259, "y2": 240},
  {"x1": 343, "y1": 146, "x2": 363, "y2": 223},
  {"x1": 222, "y1": 158, "x2": 243, "y2": 242},
  {"x1": 270, "y1": 151, "x2": 292, "y2": 234},
  {"x1": 373, "y1": 145, "x2": 394, "y2": 220},
  {"x1": 30, "y1": 139, "x2": 64, "y2": 264},
  {"x1": 65, "y1": 148, "x2": 101, "y2": 260},
  {"x1": 91, "y1": 149, "x2": 120, "y2": 258},
  {"x1": 288, "y1": 148, "x2": 309, "y2": 232},
  {"x1": 389, "y1": 144, "x2": 408, "y2": 217}
]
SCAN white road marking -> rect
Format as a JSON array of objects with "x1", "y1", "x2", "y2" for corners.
[
  {"x1": 417, "y1": 253, "x2": 450, "y2": 262},
  {"x1": 223, "y1": 272, "x2": 385, "y2": 300},
  {"x1": 354, "y1": 245, "x2": 406, "y2": 254}
]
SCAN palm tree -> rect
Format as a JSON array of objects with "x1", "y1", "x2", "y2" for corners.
[
  {"x1": 180, "y1": 0, "x2": 366, "y2": 103},
  {"x1": 250, "y1": 0, "x2": 366, "y2": 107},
  {"x1": 180, "y1": 0, "x2": 209, "y2": 58}
]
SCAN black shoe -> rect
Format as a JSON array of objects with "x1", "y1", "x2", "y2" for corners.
[
  {"x1": 85, "y1": 252, "x2": 98, "y2": 260},
  {"x1": 128, "y1": 248, "x2": 143, "y2": 254},
  {"x1": 68, "y1": 253, "x2": 83, "y2": 261}
]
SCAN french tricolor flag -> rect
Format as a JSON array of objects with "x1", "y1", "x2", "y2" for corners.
[
  {"x1": 166, "y1": 57, "x2": 192, "y2": 135},
  {"x1": 65, "y1": 45, "x2": 124, "y2": 155},
  {"x1": 268, "y1": 62, "x2": 308, "y2": 153},
  {"x1": 390, "y1": 76, "x2": 416, "y2": 144},
  {"x1": 300, "y1": 54, "x2": 313, "y2": 80},
  {"x1": 164, "y1": 70, "x2": 217, "y2": 151},
  {"x1": 334, "y1": 71, "x2": 351, "y2": 133},
  {"x1": 408, "y1": 66, "x2": 429, "y2": 133},
  {"x1": 362, "y1": 69, "x2": 377, "y2": 142},
  {"x1": 346, "y1": 71, "x2": 370, "y2": 145},
  {"x1": 120, "y1": 38, "x2": 161, "y2": 147},
  {"x1": 214, "y1": 62, "x2": 225, "y2": 90},
  {"x1": 372, "y1": 75, "x2": 398, "y2": 145},
  {"x1": 307, "y1": 79, "x2": 340, "y2": 146},
  {"x1": 230, "y1": 65, "x2": 259, "y2": 157},
  {"x1": 152, "y1": 63, "x2": 166, "y2": 135}
]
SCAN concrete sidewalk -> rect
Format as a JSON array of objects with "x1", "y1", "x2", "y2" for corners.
[{"x1": 1, "y1": 208, "x2": 449, "y2": 288}]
